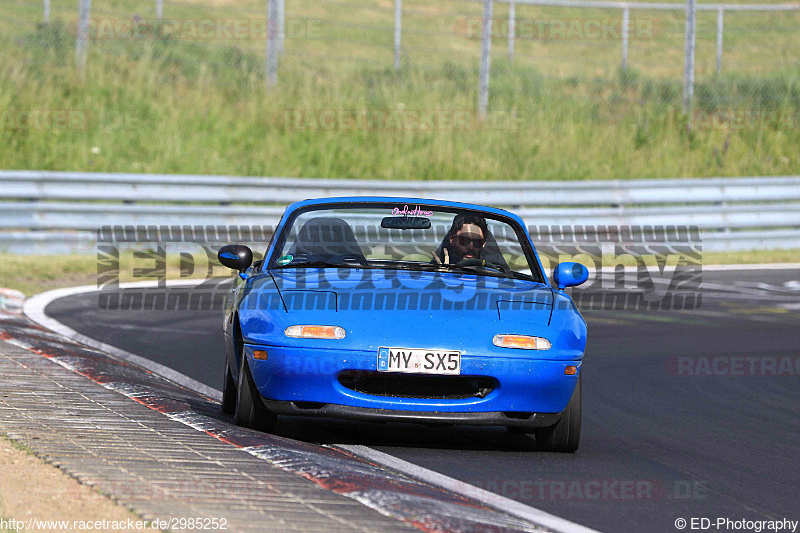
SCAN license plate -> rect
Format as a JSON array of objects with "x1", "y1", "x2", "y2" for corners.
[{"x1": 377, "y1": 347, "x2": 461, "y2": 375}]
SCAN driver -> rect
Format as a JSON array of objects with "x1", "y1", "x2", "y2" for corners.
[{"x1": 433, "y1": 214, "x2": 488, "y2": 265}]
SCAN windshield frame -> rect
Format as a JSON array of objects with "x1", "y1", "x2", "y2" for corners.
[{"x1": 264, "y1": 201, "x2": 546, "y2": 283}]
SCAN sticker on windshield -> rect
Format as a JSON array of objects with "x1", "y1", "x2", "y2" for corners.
[
  {"x1": 276, "y1": 254, "x2": 293, "y2": 266},
  {"x1": 391, "y1": 205, "x2": 434, "y2": 217}
]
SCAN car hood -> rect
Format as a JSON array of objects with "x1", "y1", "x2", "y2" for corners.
[
  {"x1": 239, "y1": 268, "x2": 568, "y2": 355},
  {"x1": 269, "y1": 267, "x2": 553, "y2": 313}
]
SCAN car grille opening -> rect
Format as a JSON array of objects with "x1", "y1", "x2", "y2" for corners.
[
  {"x1": 293, "y1": 401, "x2": 326, "y2": 410},
  {"x1": 503, "y1": 411, "x2": 534, "y2": 420},
  {"x1": 338, "y1": 371, "x2": 496, "y2": 400}
]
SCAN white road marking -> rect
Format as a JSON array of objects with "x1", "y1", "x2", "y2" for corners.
[
  {"x1": 23, "y1": 281, "x2": 225, "y2": 401},
  {"x1": 336, "y1": 444, "x2": 601, "y2": 533}
]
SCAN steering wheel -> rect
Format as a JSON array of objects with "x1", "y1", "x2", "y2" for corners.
[{"x1": 455, "y1": 258, "x2": 510, "y2": 275}]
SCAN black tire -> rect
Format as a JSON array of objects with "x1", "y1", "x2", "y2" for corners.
[
  {"x1": 534, "y1": 374, "x2": 582, "y2": 452},
  {"x1": 221, "y1": 362, "x2": 236, "y2": 414},
  {"x1": 233, "y1": 351, "x2": 277, "y2": 431}
]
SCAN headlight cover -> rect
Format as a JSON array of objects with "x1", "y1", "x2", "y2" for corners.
[
  {"x1": 285, "y1": 325, "x2": 346, "y2": 339},
  {"x1": 492, "y1": 334, "x2": 551, "y2": 350}
]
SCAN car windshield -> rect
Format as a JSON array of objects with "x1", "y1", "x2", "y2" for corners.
[{"x1": 268, "y1": 203, "x2": 544, "y2": 282}]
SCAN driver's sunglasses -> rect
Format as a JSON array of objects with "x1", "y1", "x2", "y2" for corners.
[{"x1": 457, "y1": 235, "x2": 485, "y2": 248}]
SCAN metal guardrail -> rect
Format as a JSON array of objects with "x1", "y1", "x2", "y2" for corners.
[
  {"x1": 488, "y1": 0, "x2": 800, "y2": 11},
  {"x1": 1, "y1": 170, "x2": 799, "y2": 253},
  {"x1": 3, "y1": 202, "x2": 799, "y2": 231},
  {"x1": 3, "y1": 171, "x2": 800, "y2": 205}
]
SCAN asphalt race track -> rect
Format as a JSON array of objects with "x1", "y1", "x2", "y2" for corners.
[{"x1": 44, "y1": 269, "x2": 800, "y2": 533}]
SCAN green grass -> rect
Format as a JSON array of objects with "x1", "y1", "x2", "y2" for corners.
[
  {"x1": 701, "y1": 248, "x2": 800, "y2": 264},
  {"x1": 0, "y1": 254, "x2": 98, "y2": 297},
  {"x1": 0, "y1": 0, "x2": 798, "y2": 179},
  {"x1": 0, "y1": 251, "x2": 233, "y2": 297},
  {"x1": 0, "y1": 434, "x2": 34, "y2": 456},
  {"x1": 1, "y1": 249, "x2": 796, "y2": 297}
]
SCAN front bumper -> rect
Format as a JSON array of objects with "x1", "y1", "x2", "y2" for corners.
[
  {"x1": 245, "y1": 344, "x2": 581, "y2": 415},
  {"x1": 262, "y1": 400, "x2": 563, "y2": 428}
]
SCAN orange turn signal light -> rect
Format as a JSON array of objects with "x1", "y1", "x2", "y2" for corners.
[
  {"x1": 565, "y1": 366, "x2": 578, "y2": 375},
  {"x1": 284, "y1": 325, "x2": 346, "y2": 339},
  {"x1": 253, "y1": 350, "x2": 269, "y2": 360},
  {"x1": 492, "y1": 334, "x2": 551, "y2": 350}
]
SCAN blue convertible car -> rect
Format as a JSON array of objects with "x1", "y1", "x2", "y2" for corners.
[{"x1": 218, "y1": 198, "x2": 588, "y2": 452}]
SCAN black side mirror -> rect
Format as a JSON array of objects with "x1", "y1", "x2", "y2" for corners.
[{"x1": 218, "y1": 245, "x2": 253, "y2": 272}]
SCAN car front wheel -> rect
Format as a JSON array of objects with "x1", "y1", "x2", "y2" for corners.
[
  {"x1": 534, "y1": 373, "x2": 582, "y2": 453},
  {"x1": 221, "y1": 362, "x2": 236, "y2": 414},
  {"x1": 233, "y1": 350, "x2": 277, "y2": 431}
]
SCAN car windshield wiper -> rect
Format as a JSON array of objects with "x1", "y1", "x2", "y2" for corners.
[
  {"x1": 361, "y1": 259, "x2": 537, "y2": 281},
  {"x1": 428, "y1": 262, "x2": 511, "y2": 279},
  {"x1": 275, "y1": 260, "x2": 356, "y2": 269},
  {"x1": 453, "y1": 266, "x2": 508, "y2": 278},
  {"x1": 436, "y1": 263, "x2": 537, "y2": 282}
]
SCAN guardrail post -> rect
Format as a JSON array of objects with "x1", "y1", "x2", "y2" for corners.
[
  {"x1": 43, "y1": 0, "x2": 50, "y2": 24},
  {"x1": 76, "y1": 0, "x2": 91, "y2": 75},
  {"x1": 478, "y1": 0, "x2": 493, "y2": 121},
  {"x1": 277, "y1": 0, "x2": 284, "y2": 56},
  {"x1": 394, "y1": 0, "x2": 402, "y2": 70},
  {"x1": 621, "y1": 7, "x2": 629, "y2": 71},
  {"x1": 682, "y1": 0, "x2": 697, "y2": 111},
  {"x1": 267, "y1": 0, "x2": 278, "y2": 87},
  {"x1": 716, "y1": 7, "x2": 724, "y2": 75},
  {"x1": 508, "y1": 0, "x2": 515, "y2": 63}
]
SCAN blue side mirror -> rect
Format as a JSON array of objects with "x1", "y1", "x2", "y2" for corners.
[{"x1": 553, "y1": 262, "x2": 589, "y2": 290}]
